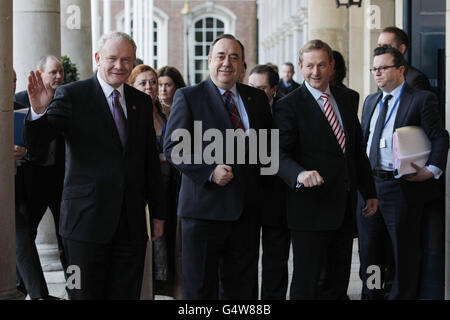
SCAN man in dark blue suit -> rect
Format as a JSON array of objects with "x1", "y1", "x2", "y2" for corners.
[
  {"x1": 358, "y1": 46, "x2": 449, "y2": 299},
  {"x1": 24, "y1": 32, "x2": 164, "y2": 299},
  {"x1": 273, "y1": 40, "x2": 378, "y2": 300},
  {"x1": 164, "y1": 34, "x2": 272, "y2": 299}
]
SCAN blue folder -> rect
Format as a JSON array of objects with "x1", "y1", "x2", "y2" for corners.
[{"x1": 14, "y1": 108, "x2": 28, "y2": 147}]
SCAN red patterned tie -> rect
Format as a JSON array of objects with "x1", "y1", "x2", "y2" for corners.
[
  {"x1": 223, "y1": 90, "x2": 245, "y2": 131},
  {"x1": 321, "y1": 93, "x2": 346, "y2": 153}
]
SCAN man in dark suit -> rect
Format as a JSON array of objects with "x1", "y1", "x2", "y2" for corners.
[
  {"x1": 378, "y1": 27, "x2": 444, "y2": 299},
  {"x1": 24, "y1": 32, "x2": 164, "y2": 300},
  {"x1": 14, "y1": 56, "x2": 66, "y2": 300},
  {"x1": 273, "y1": 39, "x2": 378, "y2": 300},
  {"x1": 378, "y1": 27, "x2": 431, "y2": 91},
  {"x1": 248, "y1": 64, "x2": 289, "y2": 300},
  {"x1": 277, "y1": 62, "x2": 300, "y2": 98},
  {"x1": 163, "y1": 34, "x2": 272, "y2": 299},
  {"x1": 358, "y1": 45, "x2": 448, "y2": 300}
]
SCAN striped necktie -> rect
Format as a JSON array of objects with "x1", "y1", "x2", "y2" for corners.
[{"x1": 321, "y1": 93, "x2": 346, "y2": 153}]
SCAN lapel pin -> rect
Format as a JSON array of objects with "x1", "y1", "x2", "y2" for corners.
[
  {"x1": 132, "y1": 105, "x2": 137, "y2": 110},
  {"x1": 248, "y1": 97, "x2": 252, "y2": 101}
]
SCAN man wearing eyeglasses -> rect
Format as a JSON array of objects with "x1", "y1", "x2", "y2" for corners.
[{"x1": 358, "y1": 45, "x2": 448, "y2": 300}]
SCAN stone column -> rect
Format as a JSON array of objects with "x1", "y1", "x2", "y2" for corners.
[
  {"x1": 308, "y1": 0, "x2": 348, "y2": 58},
  {"x1": 91, "y1": 0, "x2": 100, "y2": 69},
  {"x1": 103, "y1": 0, "x2": 111, "y2": 34},
  {"x1": 124, "y1": 0, "x2": 131, "y2": 35},
  {"x1": 13, "y1": 0, "x2": 61, "y2": 92},
  {"x1": 0, "y1": 0, "x2": 24, "y2": 300},
  {"x1": 61, "y1": 0, "x2": 93, "y2": 80}
]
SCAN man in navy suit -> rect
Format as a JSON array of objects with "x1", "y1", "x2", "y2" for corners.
[
  {"x1": 273, "y1": 40, "x2": 378, "y2": 300},
  {"x1": 358, "y1": 45, "x2": 448, "y2": 299},
  {"x1": 24, "y1": 32, "x2": 164, "y2": 299},
  {"x1": 164, "y1": 34, "x2": 272, "y2": 299}
]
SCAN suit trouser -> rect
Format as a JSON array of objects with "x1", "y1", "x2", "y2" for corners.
[
  {"x1": 260, "y1": 223, "x2": 291, "y2": 300},
  {"x1": 290, "y1": 194, "x2": 353, "y2": 300},
  {"x1": 15, "y1": 163, "x2": 66, "y2": 298},
  {"x1": 181, "y1": 209, "x2": 260, "y2": 300},
  {"x1": 357, "y1": 176, "x2": 423, "y2": 300},
  {"x1": 62, "y1": 207, "x2": 146, "y2": 300},
  {"x1": 15, "y1": 164, "x2": 49, "y2": 299}
]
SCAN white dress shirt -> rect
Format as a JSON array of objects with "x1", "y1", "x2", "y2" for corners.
[{"x1": 367, "y1": 81, "x2": 441, "y2": 179}]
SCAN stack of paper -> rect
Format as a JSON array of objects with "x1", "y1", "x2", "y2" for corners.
[{"x1": 393, "y1": 126, "x2": 431, "y2": 175}]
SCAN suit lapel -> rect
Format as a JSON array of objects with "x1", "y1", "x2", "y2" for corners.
[
  {"x1": 205, "y1": 78, "x2": 234, "y2": 131},
  {"x1": 301, "y1": 84, "x2": 341, "y2": 150},
  {"x1": 393, "y1": 85, "x2": 412, "y2": 129},
  {"x1": 236, "y1": 83, "x2": 255, "y2": 128},
  {"x1": 124, "y1": 84, "x2": 140, "y2": 154},
  {"x1": 362, "y1": 92, "x2": 383, "y2": 142},
  {"x1": 91, "y1": 75, "x2": 124, "y2": 152}
]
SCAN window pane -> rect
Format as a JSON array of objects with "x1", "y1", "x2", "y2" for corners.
[
  {"x1": 195, "y1": 19, "x2": 203, "y2": 28},
  {"x1": 195, "y1": 46, "x2": 203, "y2": 56},
  {"x1": 206, "y1": 18, "x2": 214, "y2": 28},
  {"x1": 206, "y1": 31, "x2": 214, "y2": 42},
  {"x1": 195, "y1": 31, "x2": 203, "y2": 42},
  {"x1": 217, "y1": 20, "x2": 224, "y2": 28},
  {"x1": 195, "y1": 73, "x2": 203, "y2": 83}
]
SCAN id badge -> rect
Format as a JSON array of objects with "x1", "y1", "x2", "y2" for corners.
[{"x1": 379, "y1": 138, "x2": 386, "y2": 149}]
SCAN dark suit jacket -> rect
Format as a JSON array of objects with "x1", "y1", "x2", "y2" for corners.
[
  {"x1": 24, "y1": 74, "x2": 164, "y2": 244},
  {"x1": 361, "y1": 84, "x2": 448, "y2": 196},
  {"x1": 163, "y1": 77, "x2": 272, "y2": 222},
  {"x1": 277, "y1": 80, "x2": 301, "y2": 98},
  {"x1": 273, "y1": 83, "x2": 376, "y2": 231},
  {"x1": 405, "y1": 64, "x2": 432, "y2": 92},
  {"x1": 15, "y1": 90, "x2": 65, "y2": 171}
]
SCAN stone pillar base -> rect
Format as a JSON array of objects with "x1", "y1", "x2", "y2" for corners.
[{"x1": 0, "y1": 289, "x2": 26, "y2": 300}]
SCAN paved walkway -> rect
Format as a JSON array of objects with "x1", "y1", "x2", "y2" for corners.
[{"x1": 37, "y1": 239, "x2": 363, "y2": 300}]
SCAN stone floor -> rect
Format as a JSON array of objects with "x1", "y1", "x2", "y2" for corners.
[{"x1": 37, "y1": 239, "x2": 363, "y2": 300}]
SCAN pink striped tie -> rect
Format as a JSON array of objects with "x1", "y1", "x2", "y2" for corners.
[{"x1": 321, "y1": 93, "x2": 346, "y2": 153}]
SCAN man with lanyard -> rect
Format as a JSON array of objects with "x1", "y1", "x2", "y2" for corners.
[{"x1": 358, "y1": 45, "x2": 448, "y2": 299}]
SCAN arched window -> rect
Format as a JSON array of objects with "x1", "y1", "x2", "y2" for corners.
[
  {"x1": 192, "y1": 17, "x2": 225, "y2": 84},
  {"x1": 187, "y1": 3, "x2": 236, "y2": 84},
  {"x1": 116, "y1": 7, "x2": 168, "y2": 69}
]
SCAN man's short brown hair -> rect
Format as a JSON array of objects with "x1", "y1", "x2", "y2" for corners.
[{"x1": 298, "y1": 39, "x2": 333, "y2": 64}]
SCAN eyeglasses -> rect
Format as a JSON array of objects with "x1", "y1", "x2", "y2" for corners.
[{"x1": 370, "y1": 65, "x2": 398, "y2": 74}]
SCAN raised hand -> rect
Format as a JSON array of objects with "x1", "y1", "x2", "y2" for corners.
[{"x1": 27, "y1": 70, "x2": 53, "y2": 114}]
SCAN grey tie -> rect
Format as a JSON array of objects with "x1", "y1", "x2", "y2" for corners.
[
  {"x1": 369, "y1": 94, "x2": 393, "y2": 169},
  {"x1": 111, "y1": 89, "x2": 127, "y2": 148}
]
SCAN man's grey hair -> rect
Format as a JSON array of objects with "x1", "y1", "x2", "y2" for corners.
[
  {"x1": 37, "y1": 55, "x2": 62, "y2": 72},
  {"x1": 97, "y1": 32, "x2": 137, "y2": 57}
]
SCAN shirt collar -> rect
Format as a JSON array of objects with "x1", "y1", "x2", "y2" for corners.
[
  {"x1": 304, "y1": 80, "x2": 331, "y2": 101},
  {"x1": 217, "y1": 84, "x2": 238, "y2": 98},
  {"x1": 382, "y1": 81, "x2": 405, "y2": 101},
  {"x1": 97, "y1": 72, "x2": 125, "y2": 100}
]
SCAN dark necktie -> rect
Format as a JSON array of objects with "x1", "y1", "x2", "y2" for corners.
[
  {"x1": 223, "y1": 90, "x2": 245, "y2": 131},
  {"x1": 112, "y1": 89, "x2": 127, "y2": 148},
  {"x1": 369, "y1": 94, "x2": 393, "y2": 169}
]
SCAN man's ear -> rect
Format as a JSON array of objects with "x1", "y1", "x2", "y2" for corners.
[
  {"x1": 399, "y1": 44, "x2": 407, "y2": 55},
  {"x1": 94, "y1": 52, "x2": 101, "y2": 66}
]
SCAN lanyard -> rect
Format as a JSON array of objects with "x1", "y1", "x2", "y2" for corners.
[{"x1": 379, "y1": 82, "x2": 406, "y2": 130}]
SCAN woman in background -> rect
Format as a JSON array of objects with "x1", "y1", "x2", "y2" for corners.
[
  {"x1": 129, "y1": 64, "x2": 181, "y2": 299},
  {"x1": 157, "y1": 66, "x2": 186, "y2": 118}
]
